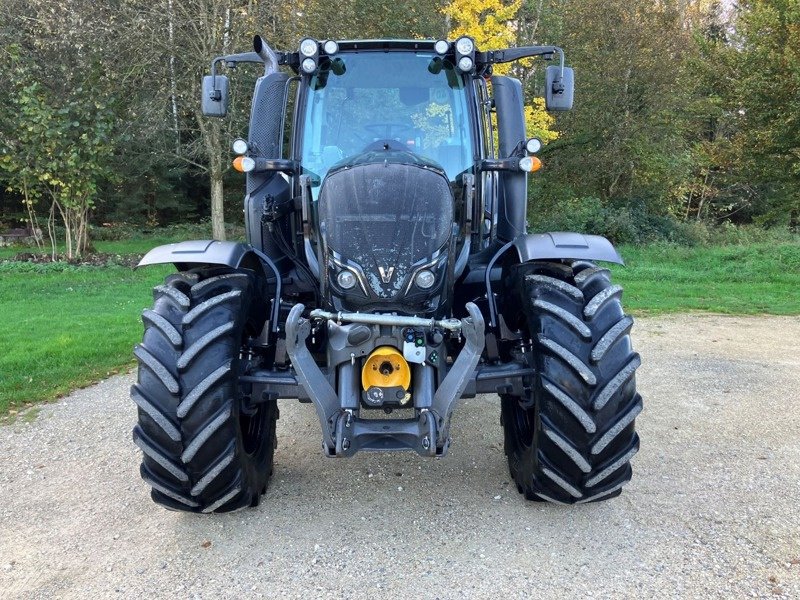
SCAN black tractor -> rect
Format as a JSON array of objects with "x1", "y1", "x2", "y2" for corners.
[{"x1": 131, "y1": 36, "x2": 641, "y2": 512}]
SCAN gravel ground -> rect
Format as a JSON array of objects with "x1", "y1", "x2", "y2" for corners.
[{"x1": 1, "y1": 314, "x2": 799, "y2": 599}]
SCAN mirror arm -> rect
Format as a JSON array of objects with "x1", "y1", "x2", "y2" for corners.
[
  {"x1": 209, "y1": 58, "x2": 221, "y2": 100},
  {"x1": 251, "y1": 158, "x2": 300, "y2": 174},
  {"x1": 479, "y1": 158, "x2": 523, "y2": 172},
  {"x1": 479, "y1": 45, "x2": 565, "y2": 74},
  {"x1": 209, "y1": 48, "x2": 291, "y2": 88}
]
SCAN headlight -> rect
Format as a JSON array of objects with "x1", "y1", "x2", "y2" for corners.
[
  {"x1": 301, "y1": 58, "x2": 317, "y2": 74},
  {"x1": 337, "y1": 270, "x2": 357, "y2": 289},
  {"x1": 414, "y1": 269, "x2": 436, "y2": 289},
  {"x1": 457, "y1": 56, "x2": 474, "y2": 72},
  {"x1": 455, "y1": 37, "x2": 474, "y2": 55},
  {"x1": 434, "y1": 40, "x2": 450, "y2": 55},
  {"x1": 299, "y1": 39, "x2": 318, "y2": 57}
]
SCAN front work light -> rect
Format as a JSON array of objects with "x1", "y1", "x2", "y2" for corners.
[
  {"x1": 323, "y1": 40, "x2": 339, "y2": 55},
  {"x1": 434, "y1": 40, "x2": 450, "y2": 55},
  {"x1": 526, "y1": 138, "x2": 542, "y2": 154},
  {"x1": 455, "y1": 37, "x2": 474, "y2": 55},
  {"x1": 301, "y1": 57, "x2": 317, "y2": 74},
  {"x1": 299, "y1": 38, "x2": 319, "y2": 74},
  {"x1": 299, "y1": 38, "x2": 318, "y2": 57},
  {"x1": 454, "y1": 36, "x2": 476, "y2": 73},
  {"x1": 232, "y1": 138, "x2": 249, "y2": 155},
  {"x1": 457, "y1": 57, "x2": 474, "y2": 72}
]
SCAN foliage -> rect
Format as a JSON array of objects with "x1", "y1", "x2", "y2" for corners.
[
  {"x1": 443, "y1": 0, "x2": 522, "y2": 58},
  {"x1": 525, "y1": 99, "x2": 559, "y2": 143},
  {"x1": 536, "y1": 0, "x2": 693, "y2": 211},
  {"x1": 731, "y1": 0, "x2": 800, "y2": 227},
  {"x1": 0, "y1": 67, "x2": 118, "y2": 258},
  {"x1": 302, "y1": 0, "x2": 448, "y2": 39}
]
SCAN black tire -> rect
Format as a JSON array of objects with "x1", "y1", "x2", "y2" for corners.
[
  {"x1": 501, "y1": 260, "x2": 642, "y2": 504},
  {"x1": 131, "y1": 268, "x2": 278, "y2": 513}
]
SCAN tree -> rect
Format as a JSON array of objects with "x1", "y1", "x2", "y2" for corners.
[
  {"x1": 732, "y1": 0, "x2": 800, "y2": 227},
  {"x1": 0, "y1": 0, "x2": 147, "y2": 256},
  {"x1": 301, "y1": 0, "x2": 447, "y2": 40},
  {"x1": 0, "y1": 68, "x2": 117, "y2": 258},
  {"x1": 443, "y1": 0, "x2": 522, "y2": 56},
  {"x1": 536, "y1": 0, "x2": 695, "y2": 215}
]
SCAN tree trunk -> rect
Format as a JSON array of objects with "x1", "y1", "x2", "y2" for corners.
[
  {"x1": 210, "y1": 167, "x2": 225, "y2": 240},
  {"x1": 22, "y1": 178, "x2": 43, "y2": 248},
  {"x1": 77, "y1": 203, "x2": 92, "y2": 255},
  {"x1": 47, "y1": 201, "x2": 58, "y2": 262},
  {"x1": 201, "y1": 116, "x2": 227, "y2": 241},
  {"x1": 167, "y1": 0, "x2": 181, "y2": 156},
  {"x1": 54, "y1": 199, "x2": 73, "y2": 259}
]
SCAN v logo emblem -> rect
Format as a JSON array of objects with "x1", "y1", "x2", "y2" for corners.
[{"x1": 378, "y1": 266, "x2": 395, "y2": 284}]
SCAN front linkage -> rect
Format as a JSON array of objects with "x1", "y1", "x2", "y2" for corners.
[{"x1": 284, "y1": 303, "x2": 485, "y2": 456}]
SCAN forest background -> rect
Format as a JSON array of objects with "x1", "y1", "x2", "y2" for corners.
[{"x1": 0, "y1": 0, "x2": 798, "y2": 255}]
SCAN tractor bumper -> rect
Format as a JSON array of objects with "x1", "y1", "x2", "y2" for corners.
[{"x1": 284, "y1": 303, "x2": 485, "y2": 457}]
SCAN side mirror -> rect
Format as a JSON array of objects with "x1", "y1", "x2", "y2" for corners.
[
  {"x1": 201, "y1": 75, "x2": 229, "y2": 117},
  {"x1": 545, "y1": 65, "x2": 574, "y2": 111}
]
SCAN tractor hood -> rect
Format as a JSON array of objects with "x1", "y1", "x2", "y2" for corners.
[{"x1": 318, "y1": 150, "x2": 454, "y2": 313}]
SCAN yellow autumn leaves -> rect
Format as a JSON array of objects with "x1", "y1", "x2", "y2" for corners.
[
  {"x1": 442, "y1": 0, "x2": 522, "y2": 59},
  {"x1": 443, "y1": 0, "x2": 557, "y2": 144}
]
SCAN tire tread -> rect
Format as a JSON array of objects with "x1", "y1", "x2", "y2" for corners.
[
  {"x1": 502, "y1": 260, "x2": 642, "y2": 504},
  {"x1": 132, "y1": 268, "x2": 277, "y2": 513}
]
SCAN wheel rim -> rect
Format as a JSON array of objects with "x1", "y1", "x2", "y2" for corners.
[
  {"x1": 237, "y1": 341, "x2": 270, "y2": 459},
  {"x1": 239, "y1": 401, "x2": 268, "y2": 456},
  {"x1": 510, "y1": 400, "x2": 534, "y2": 450}
]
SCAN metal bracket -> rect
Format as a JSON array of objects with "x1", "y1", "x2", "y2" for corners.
[
  {"x1": 334, "y1": 410, "x2": 437, "y2": 457},
  {"x1": 430, "y1": 302, "x2": 485, "y2": 453},
  {"x1": 284, "y1": 304, "x2": 341, "y2": 453}
]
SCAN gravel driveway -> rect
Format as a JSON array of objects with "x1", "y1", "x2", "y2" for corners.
[{"x1": 1, "y1": 314, "x2": 799, "y2": 599}]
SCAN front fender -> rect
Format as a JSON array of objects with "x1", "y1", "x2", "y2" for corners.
[
  {"x1": 512, "y1": 232, "x2": 624, "y2": 265},
  {"x1": 137, "y1": 240, "x2": 262, "y2": 271}
]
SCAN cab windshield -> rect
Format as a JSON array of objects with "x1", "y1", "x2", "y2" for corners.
[{"x1": 300, "y1": 51, "x2": 475, "y2": 196}]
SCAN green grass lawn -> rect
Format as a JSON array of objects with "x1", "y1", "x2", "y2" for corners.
[
  {"x1": 0, "y1": 240, "x2": 798, "y2": 414},
  {"x1": 0, "y1": 235, "x2": 211, "y2": 260},
  {"x1": 0, "y1": 262, "x2": 169, "y2": 414},
  {"x1": 612, "y1": 243, "x2": 800, "y2": 315}
]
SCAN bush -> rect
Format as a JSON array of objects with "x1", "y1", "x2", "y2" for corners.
[
  {"x1": 529, "y1": 196, "x2": 644, "y2": 245},
  {"x1": 89, "y1": 221, "x2": 246, "y2": 242},
  {"x1": 528, "y1": 195, "x2": 798, "y2": 247}
]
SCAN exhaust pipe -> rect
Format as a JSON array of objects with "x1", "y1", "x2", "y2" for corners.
[{"x1": 253, "y1": 35, "x2": 279, "y2": 75}]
